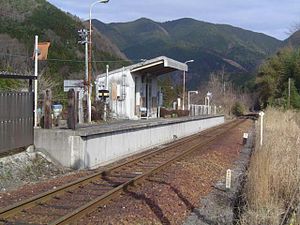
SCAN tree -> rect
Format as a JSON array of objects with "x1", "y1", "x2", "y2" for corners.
[
  {"x1": 256, "y1": 47, "x2": 300, "y2": 109},
  {"x1": 159, "y1": 76, "x2": 181, "y2": 108},
  {"x1": 194, "y1": 72, "x2": 254, "y2": 116}
]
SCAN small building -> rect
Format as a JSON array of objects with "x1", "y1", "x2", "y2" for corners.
[{"x1": 96, "y1": 56, "x2": 188, "y2": 120}]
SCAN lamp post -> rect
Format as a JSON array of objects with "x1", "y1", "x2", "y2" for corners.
[
  {"x1": 87, "y1": 0, "x2": 109, "y2": 123},
  {"x1": 187, "y1": 90, "x2": 198, "y2": 112},
  {"x1": 183, "y1": 60, "x2": 194, "y2": 110}
]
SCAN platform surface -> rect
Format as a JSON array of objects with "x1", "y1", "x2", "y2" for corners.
[{"x1": 50, "y1": 115, "x2": 223, "y2": 137}]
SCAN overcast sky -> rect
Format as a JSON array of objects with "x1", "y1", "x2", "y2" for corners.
[{"x1": 47, "y1": 0, "x2": 300, "y2": 40}]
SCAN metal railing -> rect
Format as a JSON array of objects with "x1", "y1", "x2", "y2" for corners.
[{"x1": 189, "y1": 104, "x2": 217, "y2": 116}]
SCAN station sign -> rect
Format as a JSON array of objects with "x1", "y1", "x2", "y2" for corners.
[{"x1": 98, "y1": 89, "x2": 109, "y2": 99}]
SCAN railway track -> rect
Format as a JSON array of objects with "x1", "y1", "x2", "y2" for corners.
[{"x1": 0, "y1": 119, "x2": 246, "y2": 225}]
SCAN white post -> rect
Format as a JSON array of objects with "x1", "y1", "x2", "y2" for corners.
[
  {"x1": 182, "y1": 70, "x2": 186, "y2": 110},
  {"x1": 177, "y1": 98, "x2": 181, "y2": 110},
  {"x1": 187, "y1": 91, "x2": 190, "y2": 112},
  {"x1": 106, "y1": 64, "x2": 109, "y2": 90},
  {"x1": 226, "y1": 169, "x2": 232, "y2": 189},
  {"x1": 34, "y1": 35, "x2": 39, "y2": 128},
  {"x1": 103, "y1": 64, "x2": 109, "y2": 122},
  {"x1": 259, "y1": 111, "x2": 265, "y2": 146}
]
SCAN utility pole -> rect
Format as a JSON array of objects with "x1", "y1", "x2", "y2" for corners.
[
  {"x1": 288, "y1": 78, "x2": 291, "y2": 109},
  {"x1": 78, "y1": 29, "x2": 89, "y2": 123},
  {"x1": 88, "y1": 24, "x2": 92, "y2": 123}
]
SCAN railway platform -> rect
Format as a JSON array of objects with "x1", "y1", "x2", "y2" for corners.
[{"x1": 34, "y1": 115, "x2": 224, "y2": 169}]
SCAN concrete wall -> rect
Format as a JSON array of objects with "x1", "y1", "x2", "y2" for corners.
[{"x1": 34, "y1": 116, "x2": 224, "y2": 169}]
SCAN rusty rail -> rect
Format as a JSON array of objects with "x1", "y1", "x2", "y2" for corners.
[{"x1": 0, "y1": 119, "x2": 245, "y2": 225}]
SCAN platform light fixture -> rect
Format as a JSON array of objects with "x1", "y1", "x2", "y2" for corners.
[
  {"x1": 187, "y1": 90, "x2": 199, "y2": 112},
  {"x1": 87, "y1": 0, "x2": 110, "y2": 123},
  {"x1": 183, "y1": 60, "x2": 194, "y2": 110}
]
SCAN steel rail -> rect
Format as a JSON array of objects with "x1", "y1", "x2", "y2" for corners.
[
  {"x1": 0, "y1": 120, "x2": 229, "y2": 219},
  {"x1": 50, "y1": 119, "x2": 244, "y2": 225},
  {"x1": 0, "y1": 119, "x2": 244, "y2": 224}
]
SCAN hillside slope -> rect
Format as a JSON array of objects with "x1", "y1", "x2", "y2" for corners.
[
  {"x1": 0, "y1": 0, "x2": 126, "y2": 92},
  {"x1": 284, "y1": 30, "x2": 300, "y2": 47},
  {"x1": 94, "y1": 18, "x2": 282, "y2": 88}
]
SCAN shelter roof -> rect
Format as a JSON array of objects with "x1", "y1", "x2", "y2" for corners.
[{"x1": 97, "y1": 56, "x2": 188, "y2": 78}]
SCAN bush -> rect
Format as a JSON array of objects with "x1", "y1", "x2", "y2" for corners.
[
  {"x1": 159, "y1": 108, "x2": 189, "y2": 118},
  {"x1": 231, "y1": 102, "x2": 245, "y2": 116}
]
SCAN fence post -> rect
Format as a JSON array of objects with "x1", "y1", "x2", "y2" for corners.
[
  {"x1": 67, "y1": 89, "x2": 77, "y2": 130},
  {"x1": 43, "y1": 89, "x2": 52, "y2": 129}
]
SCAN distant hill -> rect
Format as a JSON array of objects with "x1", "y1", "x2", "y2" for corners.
[
  {"x1": 93, "y1": 18, "x2": 282, "y2": 88},
  {"x1": 0, "y1": 0, "x2": 126, "y2": 93},
  {"x1": 284, "y1": 30, "x2": 300, "y2": 47}
]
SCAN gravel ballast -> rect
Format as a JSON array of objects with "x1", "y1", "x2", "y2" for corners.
[
  {"x1": 0, "y1": 119, "x2": 253, "y2": 224},
  {"x1": 183, "y1": 126, "x2": 254, "y2": 225}
]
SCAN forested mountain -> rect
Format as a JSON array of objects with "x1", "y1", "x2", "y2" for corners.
[
  {"x1": 0, "y1": 0, "x2": 126, "y2": 94},
  {"x1": 93, "y1": 18, "x2": 282, "y2": 88},
  {"x1": 285, "y1": 30, "x2": 300, "y2": 47}
]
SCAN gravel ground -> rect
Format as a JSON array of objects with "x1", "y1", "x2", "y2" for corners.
[
  {"x1": 183, "y1": 126, "x2": 254, "y2": 225},
  {"x1": 0, "y1": 150, "x2": 69, "y2": 192},
  {"x1": 75, "y1": 119, "x2": 253, "y2": 225},
  {"x1": 0, "y1": 119, "x2": 253, "y2": 225}
]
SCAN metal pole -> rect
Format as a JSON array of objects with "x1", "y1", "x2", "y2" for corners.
[
  {"x1": 88, "y1": 0, "x2": 109, "y2": 122},
  {"x1": 106, "y1": 64, "x2": 109, "y2": 89},
  {"x1": 34, "y1": 35, "x2": 38, "y2": 128},
  {"x1": 187, "y1": 91, "x2": 190, "y2": 112},
  {"x1": 103, "y1": 64, "x2": 109, "y2": 122},
  {"x1": 183, "y1": 70, "x2": 186, "y2": 110}
]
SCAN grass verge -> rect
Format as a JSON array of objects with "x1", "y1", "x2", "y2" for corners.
[{"x1": 239, "y1": 108, "x2": 300, "y2": 225}]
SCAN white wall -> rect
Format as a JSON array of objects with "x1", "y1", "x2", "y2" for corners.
[
  {"x1": 82, "y1": 116, "x2": 224, "y2": 168},
  {"x1": 34, "y1": 116, "x2": 225, "y2": 169},
  {"x1": 97, "y1": 70, "x2": 160, "y2": 120},
  {"x1": 97, "y1": 69, "x2": 136, "y2": 119}
]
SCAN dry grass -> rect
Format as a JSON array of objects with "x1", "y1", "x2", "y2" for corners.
[{"x1": 240, "y1": 108, "x2": 300, "y2": 225}]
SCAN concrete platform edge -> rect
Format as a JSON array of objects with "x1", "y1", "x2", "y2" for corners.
[{"x1": 34, "y1": 116, "x2": 225, "y2": 169}]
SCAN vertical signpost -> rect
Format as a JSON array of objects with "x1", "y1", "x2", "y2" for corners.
[
  {"x1": 226, "y1": 169, "x2": 232, "y2": 189},
  {"x1": 259, "y1": 111, "x2": 265, "y2": 146}
]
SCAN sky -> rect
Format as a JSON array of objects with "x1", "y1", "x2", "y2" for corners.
[{"x1": 47, "y1": 0, "x2": 300, "y2": 40}]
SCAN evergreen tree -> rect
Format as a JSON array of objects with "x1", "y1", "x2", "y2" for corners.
[{"x1": 256, "y1": 47, "x2": 300, "y2": 109}]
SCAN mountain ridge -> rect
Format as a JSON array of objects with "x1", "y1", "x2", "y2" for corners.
[
  {"x1": 93, "y1": 17, "x2": 283, "y2": 88},
  {"x1": 0, "y1": 0, "x2": 126, "y2": 93}
]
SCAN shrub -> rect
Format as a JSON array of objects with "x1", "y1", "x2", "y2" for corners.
[
  {"x1": 232, "y1": 102, "x2": 245, "y2": 116},
  {"x1": 159, "y1": 108, "x2": 189, "y2": 118}
]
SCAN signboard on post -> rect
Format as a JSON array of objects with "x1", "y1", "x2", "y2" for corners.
[
  {"x1": 98, "y1": 89, "x2": 109, "y2": 99},
  {"x1": 64, "y1": 80, "x2": 84, "y2": 92}
]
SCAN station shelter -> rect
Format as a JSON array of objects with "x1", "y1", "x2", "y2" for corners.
[{"x1": 96, "y1": 56, "x2": 188, "y2": 120}]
